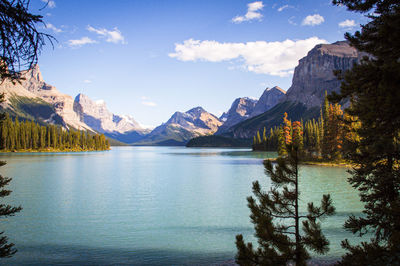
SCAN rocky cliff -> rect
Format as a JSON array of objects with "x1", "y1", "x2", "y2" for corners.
[
  {"x1": 74, "y1": 93, "x2": 144, "y2": 133},
  {"x1": 217, "y1": 97, "x2": 257, "y2": 133},
  {"x1": 74, "y1": 93, "x2": 149, "y2": 143},
  {"x1": 0, "y1": 65, "x2": 148, "y2": 143},
  {"x1": 222, "y1": 41, "x2": 363, "y2": 139},
  {"x1": 251, "y1": 86, "x2": 286, "y2": 117},
  {"x1": 283, "y1": 41, "x2": 363, "y2": 107},
  {"x1": 0, "y1": 65, "x2": 91, "y2": 130},
  {"x1": 136, "y1": 107, "x2": 222, "y2": 145},
  {"x1": 217, "y1": 86, "x2": 285, "y2": 134}
]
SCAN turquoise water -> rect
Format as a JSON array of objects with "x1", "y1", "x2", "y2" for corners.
[{"x1": 0, "y1": 147, "x2": 363, "y2": 265}]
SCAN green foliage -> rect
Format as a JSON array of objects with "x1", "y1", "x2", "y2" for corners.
[
  {"x1": 330, "y1": 0, "x2": 400, "y2": 263},
  {"x1": 7, "y1": 96, "x2": 63, "y2": 125},
  {"x1": 0, "y1": 0, "x2": 53, "y2": 81},
  {"x1": 256, "y1": 131, "x2": 262, "y2": 145},
  {"x1": 253, "y1": 97, "x2": 347, "y2": 162},
  {"x1": 235, "y1": 144, "x2": 335, "y2": 265},
  {"x1": 0, "y1": 160, "x2": 22, "y2": 257},
  {"x1": 227, "y1": 101, "x2": 320, "y2": 138},
  {"x1": 0, "y1": 114, "x2": 109, "y2": 152}
]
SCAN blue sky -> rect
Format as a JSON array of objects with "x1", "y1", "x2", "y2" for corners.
[{"x1": 31, "y1": 0, "x2": 366, "y2": 127}]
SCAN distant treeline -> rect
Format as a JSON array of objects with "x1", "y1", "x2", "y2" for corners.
[
  {"x1": 0, "y1": 114, "x2": 110, "y2": 151},
  {"x1": 253, "y1": 93, "x2": 355, "y2": 161}
]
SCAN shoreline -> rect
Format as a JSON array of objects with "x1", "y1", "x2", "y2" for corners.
[
  {"x1": 265, "y1": 158, "x2": 353, "y2": 168},
  {"x1": 0, "y1": 148, "x2": 110, "y2": 153}
]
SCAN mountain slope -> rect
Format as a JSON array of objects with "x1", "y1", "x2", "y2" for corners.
[
  {"x1": 251, "y1": 86, "x2": 286, "y2": 117},
  {"x1": 19, "y1": 65, "x2": 92, "y2": 131},
  {"x1": 217, "y1": 97, "x2": 257, "y2": 134},
  {"x1": 283, "y1": 41, "x2": 363, "y2": 107},
  {"x1": 222, "y1": 41, "x2": 362, "y2": 139},
  {"x1": 0, "y1": 65, "x2": 149, "y2": 144},
  {"x1": 135, "y1": 107, "x2": 222, "y2": 145},
  {"x1": 73, "y1": 93, "x2": 149, "y2": 143},
  {"x1": 223, "y1": 101, "x2": 320, "y2": 139}
]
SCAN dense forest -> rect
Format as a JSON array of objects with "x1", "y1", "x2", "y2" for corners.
[
  {"x1": 0, "y1": 114, "x2": 110, "y2": 152},
  {"x1": 252, "y1": 93, "x2": 353, "y2": 161}
]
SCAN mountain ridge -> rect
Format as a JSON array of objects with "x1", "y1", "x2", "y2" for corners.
[
  {"x1": 220, "y1": 41, "x2": 362, "y2": 139},
  {"x1": 135, "y1": 106, "x2": 222, "y2": 145}
]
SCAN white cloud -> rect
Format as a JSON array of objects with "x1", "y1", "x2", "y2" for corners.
[
  {"x1": 142, "y1": 101, "x2": 157, "y2": 107},
  {"x1": 141, "y1": 96, "x2": 156, "y2": 107},
  {"x1": 169, "y1": 37, "x2": 327, "y2": 77},
  {"x1": 288, "y1": 16, "x2": 297, "y2": 25},
  {"x1": 339, "y1": 19, "x2": 356, "y2": 28},
  {"x1": 232, "y1": 1, "x2": 264, "y2": 23},
  {"x1": 83, "y1": 79, "x2": 92, "y2": 84},
  {"x1": 68, "y1": 37, "x2": 97, "y2": 47},
  {"x1": 302, "y1": 14, "x2": 325, "y2": 26},
  {"x1": 87, "y1": 25, "x2": 125, "y2": 44},
  {"x1": 278, "y1": 5, "x2": 293, "y2": 12},
  {"x1": 46, "y1": 23, "x2": 62, "y2": 33},
  {"x1": 41, "y1": 0, "x2": 56, "y2": 8}
]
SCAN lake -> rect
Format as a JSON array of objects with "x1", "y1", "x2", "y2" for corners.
[{"x1": 0, "y1": 147, "x2": 364, "y2": 265}]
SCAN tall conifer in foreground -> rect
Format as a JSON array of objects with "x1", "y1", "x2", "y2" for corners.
[
  {"x1": 331, "y1": 0, "x2": 400, "y2": 264},
  {"x1": 236, "y1": 118, "x2": 335, "y2": 265},
  {"x1": 0, "y1": 161, "x2": 22, "y2": 257}
]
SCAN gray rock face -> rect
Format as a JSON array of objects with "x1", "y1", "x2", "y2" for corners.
[
  {"x1": 251, "y1": 86, "x2": 286, "y2": 117},
  {"x1": 217, "y1": 97, "x2": 257, "y2": 133},
  {"x1": 283, "y1": 41, "x2": 364, "y2": 107},
  {"x1": 220, "y1": 41, "x2": 365, "y2": 140},
  {"x1": 166, "y1": 107, "x2": 221, "y2": 132},
  {"x1": 73, "y1": 93, "x2": 143, "y2": 134},
  {"x1": 0, "y1": 65, "x2": 148, "y2": 144},
  {"x1": 137, "y1": 106, "x2": 222, "y2": 145},
  {"x1": 0, "y1": 65, "x2": 92, "y2": 131}
]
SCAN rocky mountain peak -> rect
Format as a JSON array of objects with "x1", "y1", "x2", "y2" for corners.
[
  {"x1": 187, "y1": 106, "x2": 206, "y2": 117},
  {"x1": 74, "y1": 93, "x2": 142, "y2": 133},
  {"x1": 137, "y1": 106, "x2": 222, "y2": 145},
  {"x1": 217, "y1": 97, "x2": 258, "y2": 134},
  {"x1": 251, "y1": 86, "x2": 286, "y2": 117},
  {"x1": 283, "y1": 41, "x2": 364, "y2": 107},
  {"x1": 25, "y1": 64, "x2": 44, "y2": 82},
  {"x1": 267, "y1": 86, "x2": 286, "y2": 93},
  {"x1": 312, "y1": 41, "x2": 359, "y2": 57}
]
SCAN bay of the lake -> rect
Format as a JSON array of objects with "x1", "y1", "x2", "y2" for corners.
[{"x1": 0, "y1": 147, "x2": 364, "y2": 265}]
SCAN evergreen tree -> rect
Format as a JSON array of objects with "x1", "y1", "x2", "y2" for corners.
[
  {"x1": 0, "y1": 0, "x2": 53, "y2": 81},
  {"x1": 262, "y1": 127, "x2": 267, "y2": 142},
  {"x1": 277, "y1": 128, "x2": 287, "y2": 156},
  {"x1": 236, "y1": 130, "x2": 335, "y2": 265},
  {"x1": 0, "y1": 161, "x2": 22, "y2": 257},
  {"x1": 331, "y1": 0, "x2": 400, "y2": 264},
  {"x1": 256, "y1": 131, "x2": 262, "y2": 145}
]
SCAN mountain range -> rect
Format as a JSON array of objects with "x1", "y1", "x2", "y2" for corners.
[
  {"x1": 0, "y1": 41, "x2": 361, "y2": 146},
  {"x1": 218, "y1": 41, "x2": 363, "y2": 140}
]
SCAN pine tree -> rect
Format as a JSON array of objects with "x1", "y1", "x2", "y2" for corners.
[
  {"x1": 236, "y1": 133, "x2": 335, "y2": 265},
  {"x1": 256, "y1": 131, "x2": 262, "y2": 145},
  {"x1": 331, "y1": 0, "x2": 400, "y2": 264},
  {"x1": 262, "y1": 127, "x2": 267, "y2": 142},
  {"x1": 277, "y1": 128, "x2": 287, "y2": 156},
  {"x1": 0, "y1": 161, "x2": 22, "y2": 257}
]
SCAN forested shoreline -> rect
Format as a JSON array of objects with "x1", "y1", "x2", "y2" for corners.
[
  {"x1": 252, "y1": 93, "x2": 353, "y2": 163},
  {"x1": 0, "y1": 114, "x2": 110, "y2": 152}
]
